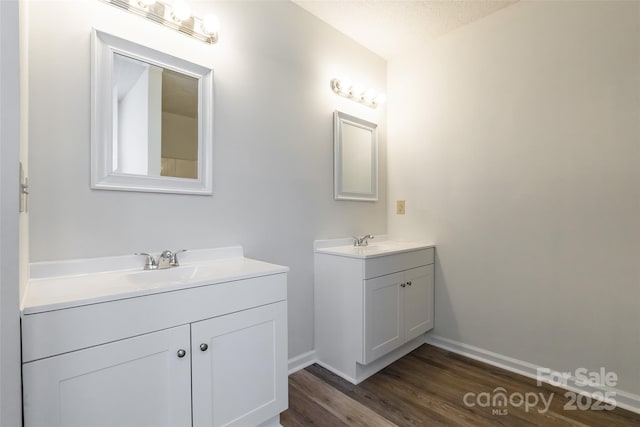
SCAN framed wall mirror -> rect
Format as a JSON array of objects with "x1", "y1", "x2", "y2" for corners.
[
  {"x1": 91, "y1": 29, "x2": 213, "y2": 194},
  {"x1": 334, "y1": 111, "x2": 378, "y2": 201}
]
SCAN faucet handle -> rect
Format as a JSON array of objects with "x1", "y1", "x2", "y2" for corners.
[
  {"x1": 135, "y1": 252, "x2": 157, "y2": 270},
  {"x1": 171, "y1": 249, "x2": 187, "y2": 267}
]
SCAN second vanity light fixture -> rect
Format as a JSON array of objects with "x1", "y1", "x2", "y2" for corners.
[
  {"x1": 101, "y1": 0, "x2": 220, "y2": 44},
  {"x1": 331, "y1": 77, "x2": 386, "y2": 108}
]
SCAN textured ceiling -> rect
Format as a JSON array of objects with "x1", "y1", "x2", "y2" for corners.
[{"x1": 292, "y1": 0, "x2": 517, "y2": 59}]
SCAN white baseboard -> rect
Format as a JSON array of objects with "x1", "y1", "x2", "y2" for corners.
[
  {"x1": 425, "y1": 334, "x2": 640, "y2": 415},
  {"x1": 288, "y1": 350, "x2": 317, "y2": 375}
]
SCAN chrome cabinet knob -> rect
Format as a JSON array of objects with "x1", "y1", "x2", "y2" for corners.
[
  {"x1": 200, "y1": 343, "x2": 208, "y2": 352},
  {"x1": 407, "y1": 281, "x2": 412, "y2": 286},
  {"x1": 177, "y1": 349, "x2": 187, "y2": 358},
  {"x1": 401, "y1": 283, "x2": 406, "y2": 288}
]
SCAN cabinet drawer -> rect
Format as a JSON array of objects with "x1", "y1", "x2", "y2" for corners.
[
  {"x1": 364, "y1": 248, "x2": 433, "y2": 279},
  {"x1": 22, "y1": 273, "x2": 287, "y2": 362}
]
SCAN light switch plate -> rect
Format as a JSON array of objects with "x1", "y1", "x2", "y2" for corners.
[{"x1": 396, "y1": 200, "x2": 405, "y2": 215}]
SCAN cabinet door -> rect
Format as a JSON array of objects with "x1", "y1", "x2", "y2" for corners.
[
  {"x1": 22, "y1": 325, "x2": 192, "y2": 427},
  {"x1": 403, "y1": 265, "x2": 434, "y2": 341},
  {"x1": 191, "y1": 301, "x2": 288, "y2": 427},
  {"x1": 364, "y1": 271, "x2": 404, "y2": 364}
]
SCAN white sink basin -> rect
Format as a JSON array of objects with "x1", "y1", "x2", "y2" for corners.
[
  {"x1": 23, "y1": 253, "x2": 289, "y2": 315},
  {"x1": 125, "y1": 265, "x2": 202, "y2": 286},
  {"x1": 315, "y1": 240, "x2": 433, "y2": 259},
  {"x1": 24, "y1": 265, "x2": 212, "y2": 307}
]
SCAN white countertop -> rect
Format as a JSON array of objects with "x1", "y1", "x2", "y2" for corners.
[
  {"x1": 314, "y1": 236, "x2": 434, "y2": 259},
  {"x1": 23, "y1": 246, "x2": 288, "y2": 315}
]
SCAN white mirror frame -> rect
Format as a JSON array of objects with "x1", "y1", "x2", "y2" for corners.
[
  {"x1": 91, "y1": 28, "x2": 214, "y2": 195},
  {"x1": 334, "y1": 111, "x2": 378, "y2": 201}
]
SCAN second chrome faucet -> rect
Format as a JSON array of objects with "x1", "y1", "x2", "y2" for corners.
[{"x1": 135, "y1": 249, "x2": 187, "y2": 270}]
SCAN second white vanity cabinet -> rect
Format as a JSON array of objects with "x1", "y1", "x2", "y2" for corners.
[
  {"x1": 314, "y1": 239, "x2": 434, "y2": 384},
  {"x1": 22, "y1": 248, "x2": 288, "y2": 427},
  {"x1": 365, "y1": 264, "x2": 433, "y2": 363}
]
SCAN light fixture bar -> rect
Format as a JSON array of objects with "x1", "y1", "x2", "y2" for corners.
[
  {"x1": 331, "y1": 77, "x2": 385, "y2": 109},
  {"x1": 100, "y1": 0, "x2": 219, "y2": 44}
]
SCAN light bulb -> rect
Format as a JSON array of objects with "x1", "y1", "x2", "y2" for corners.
[
  {"x1": 374, "y1": 93, "x2": 386, "y2": 105},
  {"x1": 201, "y1": 14, "x2": 220, "y2": 36},
  {"x1": 363, "y1": 88, "x2": 377, "y2": 103},
  {"x1": 171, "y1": 0, "x2": 191, "y2": 22},
  {"x1": 137, "y1": 0, "x2": 156, "y2": 7},
  {"x1": 338, "y1": 78, "x2": 352, "y2": 95},
  {"x1": 350, "y1": 83, "x2": 365, "y2": 98}
]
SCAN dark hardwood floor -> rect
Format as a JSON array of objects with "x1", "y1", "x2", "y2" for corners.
[{"x1": 281, "y1": 344, "x2": 640, "y2": 426}]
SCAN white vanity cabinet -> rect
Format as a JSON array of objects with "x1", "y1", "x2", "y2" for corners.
[
  {"x1": 21, "y1": 251, "x2": 288, "y2": 427},
  {"x1": 314, "y1": 240, "x2": 434, "y2": 384}
]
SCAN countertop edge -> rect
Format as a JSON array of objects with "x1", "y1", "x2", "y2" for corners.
[
  {"x1": 23, "y1": 256, "x2": 289, "y2": 316},
  {"x1": 314, "y1": 242, "x2": 435, "y2": 259}
]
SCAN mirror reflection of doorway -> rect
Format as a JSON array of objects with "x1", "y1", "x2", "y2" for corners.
[{"x1": 113, "y1": 53, "x2": 198, "y2": 179}]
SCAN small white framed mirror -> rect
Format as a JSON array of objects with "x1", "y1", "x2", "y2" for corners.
[
  {"x1": 334, "y1": 111, "x2": 378, "y2": 201},
  {"x1": 91, "y1": 29, "x2": 213, "y2": 195}
]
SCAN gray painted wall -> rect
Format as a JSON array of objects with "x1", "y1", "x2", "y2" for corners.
[{"x1": 388, "y1": 0, "x2": 640, "y2": 396}]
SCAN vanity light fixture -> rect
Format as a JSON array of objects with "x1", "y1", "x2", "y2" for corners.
[
  {"x1": 331, "y1": 77, "x2": 385, "y2": 108},
  {"x1": 100, "y1": 0, "x2": 219, "y2": 44}
]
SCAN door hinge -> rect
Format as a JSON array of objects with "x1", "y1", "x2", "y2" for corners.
[{"x1": 19, "y1": 162, "x2": 29, "y2": 213}]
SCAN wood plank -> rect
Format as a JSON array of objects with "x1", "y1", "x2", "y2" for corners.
[
  {"x1": 307, "y1": 363, "x2": 451, "y2": 427},
  {"x1": 280, "y1": 380, "x2": 348, "y2": 427},
  {"x1": 288, "y1": 369, "x2": 397, "y2": 427}
]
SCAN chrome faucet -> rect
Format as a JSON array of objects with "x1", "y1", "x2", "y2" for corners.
[
  {"x1": 157, "y1": 249, "x2": 187, "y2": 269},
  {"x1": 353, "y1": 234, "x2": 374, "y2": 247},
  {"x1": 135, "y1": 249, "x2": 187, "y2": 270}
]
